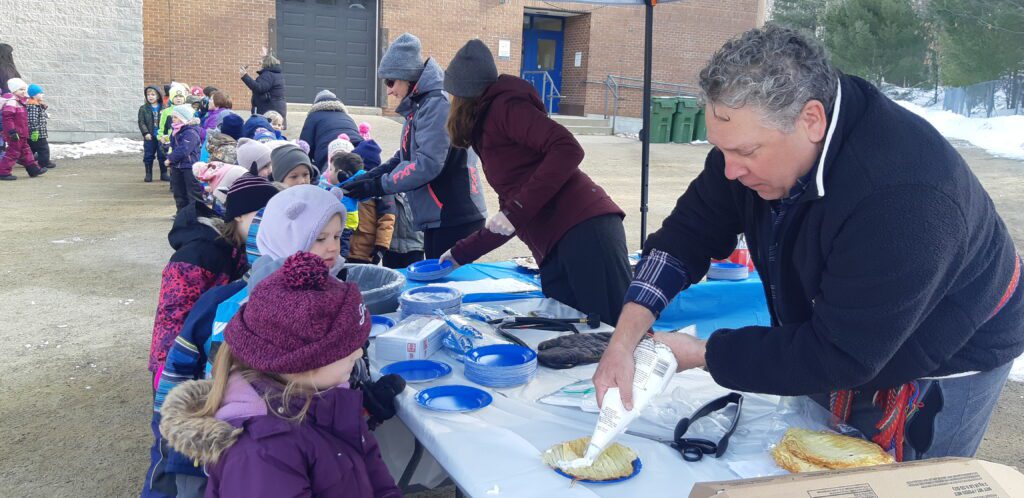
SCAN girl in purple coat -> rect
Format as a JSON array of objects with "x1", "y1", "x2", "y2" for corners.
[{"x1": 159, "y1": 251, "x2": 401, "y2": 498}]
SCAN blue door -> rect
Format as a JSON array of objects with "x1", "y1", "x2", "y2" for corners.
[{"x1": 522, "y1": 15, "x2": 564, "y2": 113}]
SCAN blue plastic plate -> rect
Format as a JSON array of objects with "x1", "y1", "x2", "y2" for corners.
[
  {"x1": 415, "y1": 385, "x2": 493, "y2": 413},
  {"x1": 553, "y1": 457, "x2": 643, "y2": 484},
  {"x1": 380, "y1": 359, "x2": 452, "y2": 383},
  {"x1": 710, "y1": 262, "x2": 746, "y2": 269},
  {"x1": 370, "y1": 315, "x2": 396, "y2": 338},
  {"x1": 406, "y1": 259, "x2": 456, "y2": 281},
  {"x1": 465, "y1": 344, "x2": 537, "y2": 367}
]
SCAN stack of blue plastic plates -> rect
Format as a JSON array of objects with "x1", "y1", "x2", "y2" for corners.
[
  {"x1": 464, "y1": 344, "x2": 538, "y2": 388},
  {"x1": 708, "y1": 262, "x2": 749, "y2": 281},
  {"x1": 406, "y1": 259, "x2": 456, "y2": 282},
  {"x1": 399, "y1": 286, "x2": 462, "y2": 319}
]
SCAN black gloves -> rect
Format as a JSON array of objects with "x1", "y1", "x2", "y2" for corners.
[
  {"x1": 537, "y1": 332, "x2": 613, "y2": 369},
  {"x1": 360, "y1": 373, "x2": 407, "y2": 430},
  {"x1": 344, "y1": 175, "x2": 385, "y2": 200},
  {"x1": 372, "y1": 245, "x2": 387, "y2": 265}
]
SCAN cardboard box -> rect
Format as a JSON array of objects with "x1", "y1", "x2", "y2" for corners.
[{"x1": 690, "y1": 458, "x2": 1024, "y2": 498}]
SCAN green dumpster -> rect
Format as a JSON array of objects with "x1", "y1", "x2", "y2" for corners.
[
  {"x1": 671, "y1": 97, "x2": 700, "y2": 143},
  {"x1": 694, "y1": 105, "x2": 708, "y2": 141},
  {"x1": 650, "y1": 97, "x2": 676, "y2": 144}
]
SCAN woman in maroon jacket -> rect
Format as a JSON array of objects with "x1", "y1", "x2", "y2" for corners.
[{"x1": 440, "y1": 40, "x2": 631, "y2": 324}]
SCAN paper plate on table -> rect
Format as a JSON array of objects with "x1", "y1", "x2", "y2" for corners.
[
  {"x1": 380, "y1": 359, "x2": 452, "y2": 383},
  {"x1": 370, "y1": 315, "x2": 396, "y2": 338},
  {"x1": 513, "y1": 256, "x2": 539, "y2": 272},
  {"x1": 708, "y1": 262, "x2": 749, "y2": 281},
  {"x1": 416, "y1": 385, "x2": 493, "y2": 413},
  {"x1": 406, "y1": 259, "x2": 456, "y2": 281},
  {"x1": 552, "y1": 458, "x2": 643, "y2": 484}
]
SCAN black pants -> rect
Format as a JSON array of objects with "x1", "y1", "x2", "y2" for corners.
[
  {"x1": 383, "y1": 250, "x2": 425, "y2": 270},
  {"x1": 539, "y1": 214, "x2": 631, "y2": 325},
  {"x1": 30, "y1": 137, "x2": 51, "y2": 167},
  {"x1": 169, "y1": 167, "x2": 203, "y2": 210},
  {"x1": 143, "y1": 137, "x2": 167, "y2": 169},
  {"x1": 423, "y1": 219, "x2": 485, "y2": 259}
]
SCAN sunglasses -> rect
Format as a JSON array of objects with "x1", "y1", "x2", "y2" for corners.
[{"x1": 385, "y1": 79, "x2": 396, "y2": 89}]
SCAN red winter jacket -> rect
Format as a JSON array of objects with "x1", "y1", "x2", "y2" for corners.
[
  {"x1": 450, "y1": 76, "x2": 623, "y2": 265},
  {"x1": 2, "y1": 96, "x2": 29, "y2": 139}
]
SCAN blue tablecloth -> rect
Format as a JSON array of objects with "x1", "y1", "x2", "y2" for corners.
[{"x1": 398, "y1": 261, "x2": 771, "y2": 339}]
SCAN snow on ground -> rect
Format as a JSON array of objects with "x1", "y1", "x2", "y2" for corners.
[
  {"x1": 50, "y1": 138, "x2": 144, "y2": 160},
  {"x1": 1011, "y1": 358, "x2": 1024, "y2": 383},
  {"x1": 895, "y1": 100, "x2": 1024, "y2": 161}
]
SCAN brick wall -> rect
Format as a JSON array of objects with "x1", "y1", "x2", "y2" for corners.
[
  {"x1": 379, "y1": 0, "x2": 523, "y2": 111},
  {"x1": 142, "y1": 0, "x2": 275, "y2": 114},
  {"x1": 4, "y1": 0, "x2": 143, "y2": 142},
  {"x1": 559, "y1": 13, "x2": 591, "y2": 116}
]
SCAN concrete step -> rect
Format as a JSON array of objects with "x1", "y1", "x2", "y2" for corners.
[
  {"x1": 564, "y1": 125, "x2": 614, "y2": 136},
  {"x1": 550, "y1": 115, "x2": 611, "y2": 128}
]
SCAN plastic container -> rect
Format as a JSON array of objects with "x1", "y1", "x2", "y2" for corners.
[
  {"x1": 694, "y1": 106, "x2": 708, "y2": 141},
  {"x1": 345, "y1": 264, "x2": 406, "y2": 315},
  {"x1": 399, "y1": 285, "x2": 463, "y2": 319},
  {"x1": 650, "y1": 97, "x2": 677, "y2": 144},
  {"x1": 671, "y1": 97, "x2": 701, "y2": 143}
]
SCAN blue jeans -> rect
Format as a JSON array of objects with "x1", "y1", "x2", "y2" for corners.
[{"x1": 811, "y1": 361, "x2": 1012, "y2": 460}]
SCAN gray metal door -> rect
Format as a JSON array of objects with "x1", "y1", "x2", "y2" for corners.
[{"x1": 276, "y1": 0, "x2": 377, "y2": 105}]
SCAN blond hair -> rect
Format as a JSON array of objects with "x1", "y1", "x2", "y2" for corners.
[{"x1": 200, "y1": 344, "x2": 318, "y2": 423}]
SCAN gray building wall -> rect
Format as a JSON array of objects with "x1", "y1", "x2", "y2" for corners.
[{"x1": 1, "y1": 1, "x2": 143, "y2": 142}]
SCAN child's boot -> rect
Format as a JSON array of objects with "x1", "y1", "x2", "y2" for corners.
[
  {"x1": 159, "y1": 163, "x2": 170, "y2": 182},
  {"x1": 27, "y1": 164, "x2": 46, "y2": 177},
  {"x1": 144, "y1": 162, "x2": 153, "y2": 182}
]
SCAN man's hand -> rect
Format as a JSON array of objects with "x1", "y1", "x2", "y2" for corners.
[
  {"x1": 651, "y1": 331, "x2": 707, "y2": 372},
  {"x1": 485, "y1": 211, "x2": 515, "y2": 236},
  {"x1": 593, "y1": 341, "x2": 637, "y2": 410},
  {"x1": 145, "y1": 133, "x2": 152, "y2": 141},
  {"x1": 439, "y1": 249, "x2": 461, "y2": 269},
  {"x1": 592, "y1": 302, "x2": 657, "y2": 410}
]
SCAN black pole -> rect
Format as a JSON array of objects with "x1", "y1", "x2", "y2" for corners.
[{"x1": 640, "y1": 0, "x2": 654, "y2": 245}]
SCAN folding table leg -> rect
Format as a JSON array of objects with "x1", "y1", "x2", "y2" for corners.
[{"x1": 398, "y1": 438, "x2": 424, "y2": 489}]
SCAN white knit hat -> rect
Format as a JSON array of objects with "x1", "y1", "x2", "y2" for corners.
[
  {"x1": 7, "y1": 78, "x2": 28, "y2": 94},
  {"x1": 327, "y1": 133, "x2": 355, "y2": 162}
]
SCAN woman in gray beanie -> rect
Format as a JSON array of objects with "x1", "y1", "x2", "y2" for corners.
[
  {"x1": 439, "y1": 39, "x2": 630, "y2": 325},
  {"x1": 344, "y1": 33, "x2": 487, "y2": 259}
]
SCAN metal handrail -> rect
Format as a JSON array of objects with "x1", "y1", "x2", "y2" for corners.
[
  {"x1": 603, "y1": 74, "x2": 699, "y2": 131},
  {"x1": 522, "y1": 70, "x2": 563, "y2": 114}
]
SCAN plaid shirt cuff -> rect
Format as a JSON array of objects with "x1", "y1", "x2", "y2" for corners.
[{"x1": 625, "y1": 249, "x2": 690, "y2": 317}]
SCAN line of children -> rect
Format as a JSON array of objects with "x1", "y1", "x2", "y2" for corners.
[{"x1": 1, "y1": 78, "x2": 46, "y2": 180}]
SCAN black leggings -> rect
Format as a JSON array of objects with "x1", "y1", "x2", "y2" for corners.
[
  {"x1": 539, "y1": 214, "x2": 631, "y2": 325},
  {"x1": 423, "y1": 219, "x2": 485, "y2": 259}
]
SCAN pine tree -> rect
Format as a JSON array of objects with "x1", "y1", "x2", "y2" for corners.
[
  {"x1": 822, "y1": 0, "x2": 930, "y2": 86},
  {"x1": 930, "y1": 0, "x2": 1024, "y2": 87},
  {"x1": 770, "y1": 0, "x2": 826, "y2": 36}
]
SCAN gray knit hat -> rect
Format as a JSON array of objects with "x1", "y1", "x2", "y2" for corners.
[
  {"x1": 378, "y1": 33, "x2": 425, "y2": 82},
  {"x1": 314, "y1": 89, "x2": 338, "y2": 103},
  {"x1": 271, "y1": 144, "x2": 318, "y2": 182},
  {"x1": 444, "y1": 40, "x2": 498, "y2": 99}
]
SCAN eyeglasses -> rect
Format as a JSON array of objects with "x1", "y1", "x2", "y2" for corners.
[
  {"x1": 627, "y1": 392, "x2": 744, "y2": 462},
  {"x1": 385, "y1": 79, "x2": 396, "y2": 89}
]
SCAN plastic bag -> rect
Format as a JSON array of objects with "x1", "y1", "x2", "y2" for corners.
[{"x1": 435, "y1": 310, "x2": 510, "y2": 363}]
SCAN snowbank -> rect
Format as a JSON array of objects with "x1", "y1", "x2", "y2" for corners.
[
  {"x1": 50, "y1": 138, "x2": 144, "y2": 160},
  {"x1": 895, "y1": 101, "x2": 1024, "y2": 161},
  {"x1": 1012, "y1": 357, "x2": 1024, "y2": 383}
]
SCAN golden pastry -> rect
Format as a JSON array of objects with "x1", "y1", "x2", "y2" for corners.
[{"x1": 542, "y1": 436, "x2": 638, "y2": 481}]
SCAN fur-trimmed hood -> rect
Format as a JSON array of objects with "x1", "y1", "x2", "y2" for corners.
[
  {"x1": 159, "y1": 375, "x2": 267, "y2": 465},
  {"x1": 309, "y1": 98, "x2": 349, "y2": 114},
  {"x1": 160, "y1": 380, "x2": 238, "y2": 464}
]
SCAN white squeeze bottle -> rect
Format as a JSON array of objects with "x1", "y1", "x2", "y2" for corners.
[{"x1": 563, "y1": 337, "x2": 678, "y2": 469}]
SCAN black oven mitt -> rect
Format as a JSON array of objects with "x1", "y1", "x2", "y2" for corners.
[{"x1": 537, "y1": 332, "x2": 613, "y2": 369}]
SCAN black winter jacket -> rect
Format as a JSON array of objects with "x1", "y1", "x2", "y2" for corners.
[
  {"x1": 646, "y1": 74, "x2": 1024, "y2": 396},
  {"x1": 241, "y1": 65, "x2": 287, "y2": 126},
  {"x1": 138, "y1": 85, "x2": 164, "y2": 138}
]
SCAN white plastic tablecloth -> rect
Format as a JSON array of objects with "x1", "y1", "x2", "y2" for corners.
[{"x1": 369, "y1": 298, "x2": 825, "y2": 497}]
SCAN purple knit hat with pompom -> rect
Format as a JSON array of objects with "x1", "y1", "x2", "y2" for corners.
[{"x1": 225, "y1": 252, "x2": 370, "y2": 373}]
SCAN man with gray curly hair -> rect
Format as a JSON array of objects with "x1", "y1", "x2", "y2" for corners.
[{"x1": 595, "y1": 24, "x2": 1022, "y2": 462}]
